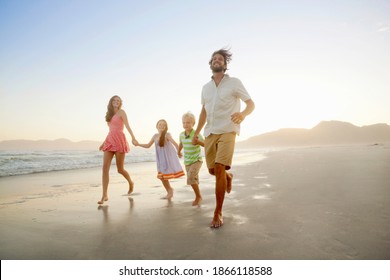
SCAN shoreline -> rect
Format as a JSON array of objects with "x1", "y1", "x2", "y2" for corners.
[{"x1": 0, "y1": 144, "x2": 389, "y2": 259}]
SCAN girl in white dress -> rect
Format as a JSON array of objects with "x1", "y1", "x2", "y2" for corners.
[{"x1": 136, "y1": 119, "x2": 184, "y2": 199}]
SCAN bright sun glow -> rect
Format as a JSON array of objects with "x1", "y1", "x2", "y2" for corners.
[{"x1": 0, "y1": 0, "x2": 389, "y2": 142}]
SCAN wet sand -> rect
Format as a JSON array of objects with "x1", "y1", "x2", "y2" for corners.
[{"x1": 0, "y1": 144, "x2": 389, "y2": 260}]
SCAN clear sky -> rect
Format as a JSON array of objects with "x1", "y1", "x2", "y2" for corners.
[{"x1": 1, "y1": 0, "x2": 389, "y2": 143}]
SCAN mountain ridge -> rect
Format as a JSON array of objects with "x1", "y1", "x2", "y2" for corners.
[
  {"x1": 237, "y1": 120, "x2": 390, "y2": 148},
  {"x1": 1, "y1": 121, "x2": 389, "y2": 150}
]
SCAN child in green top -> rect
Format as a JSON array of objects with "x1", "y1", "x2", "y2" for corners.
[{"x1": 178, "y1": 112, "x2": 204, "y2": 206}]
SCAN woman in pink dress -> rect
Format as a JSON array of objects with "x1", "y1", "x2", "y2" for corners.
[{"x1": 98, "y1": 95, "x2": 138, "y2": 205}]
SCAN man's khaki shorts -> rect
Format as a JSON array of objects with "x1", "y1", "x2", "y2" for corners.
[
  {"x1": 185, "y1": 160, "x2": 203, "y2": 185},
  {"x1": 205, "y1": 132, "x2": 236, "y2": 170}
]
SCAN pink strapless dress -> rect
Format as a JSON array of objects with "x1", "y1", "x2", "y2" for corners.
[{"x1": 102, "y1": 114, "x2": 130, "y2": 153}]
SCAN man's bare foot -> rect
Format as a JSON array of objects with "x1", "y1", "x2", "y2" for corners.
[
  {"x1": 210, "y1": 213, "x2": 224, "y2": 228},
  {"x1": 192, "y1": 197, "x2": 202, "y2": 206},
  {"x1": 128, "y1": 180, "x2": 134, "y2": 195},
  {"x1": 226, "y1": 172, "x2": 233, "y2": 193},
  {"x1": 97, "y1": 196, "x2": 108, "y2": 205}
]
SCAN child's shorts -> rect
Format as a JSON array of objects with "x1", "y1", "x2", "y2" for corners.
[{"x1": 185, "y1": 160, "x2": 203, "y2": 185}]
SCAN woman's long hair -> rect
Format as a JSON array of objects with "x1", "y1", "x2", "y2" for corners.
[
  {"x1": 105, "y1": 95, "x2": 122, "y2": 122},
  {"x1": 156, "y1": 119, "x2": 168, "y2": 147}
]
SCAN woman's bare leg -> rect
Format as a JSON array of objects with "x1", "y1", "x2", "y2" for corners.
[
  {"x1": 98, "y1": 151, "x2": 114, "y2": 204},
  {"x1": 115, "y1": 152, "x2": 134, "y2": 194}
]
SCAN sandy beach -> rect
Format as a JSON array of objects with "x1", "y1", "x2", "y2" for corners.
[{"x1": 0, "y1": 144, "x2": 389, "y2": 260}]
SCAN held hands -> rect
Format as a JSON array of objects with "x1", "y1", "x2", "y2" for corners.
[
  {"x1": 231, "y1": 112, "x2": 245, "y2": 124},
  {"x1": 192, "y1": 135, "x2": 199, "y2": 145}
]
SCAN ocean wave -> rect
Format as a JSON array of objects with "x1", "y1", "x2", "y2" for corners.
[{"x1": 0, "y1": 149, "x2": 156, "y2": 177}]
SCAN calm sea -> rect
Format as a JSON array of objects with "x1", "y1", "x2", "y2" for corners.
[{"x1": 0, "y1": 149, "x2": 156, "y2": 177}]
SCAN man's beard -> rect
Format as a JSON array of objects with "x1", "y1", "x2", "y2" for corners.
[{"x1": 211, "y1": 65, "x2": 225, "y2": 73}]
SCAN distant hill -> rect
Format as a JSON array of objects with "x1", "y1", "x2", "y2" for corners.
[
  {"x1": 2, "y1": 121, "x2": 389, "y2": 150},
  {"x1": 0, "y1": 138, "x2": 101, "y2": 150},
  {"x1": 237, "y1": 121, "x2": 390, "y2": 148}
]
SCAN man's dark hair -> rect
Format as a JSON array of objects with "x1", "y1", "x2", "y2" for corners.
[{"x1": 209, "y1": 48, "x2": 232, "y2": 72}]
